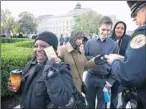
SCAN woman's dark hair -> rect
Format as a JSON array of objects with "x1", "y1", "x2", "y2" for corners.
[{"x1": 112, "y1": 21, "x2": 127, "y2": 38}]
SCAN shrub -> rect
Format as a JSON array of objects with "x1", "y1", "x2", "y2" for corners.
[
  {"x1": 15, "y1": 41, "x2": 34, "y2": 48},
  {"x1": 1, "y1": 41, "x2": 34, "y2": 97},
  {"x1": 1, "y1": 37, "x2": 31, "y2": 43}
]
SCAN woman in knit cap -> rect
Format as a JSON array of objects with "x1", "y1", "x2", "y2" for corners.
[
  {"x1": 8, "y1": 31, "x2": 73, "y2": 108},
  {"x1": 57, "y1": 30, "x2": 87, "y2": 94}
]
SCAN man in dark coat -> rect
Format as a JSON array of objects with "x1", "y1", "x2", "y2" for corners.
[
  {"x1": 64, "y1": 33, "x2": 71, "y2": 44},
  {"x1": 59, "y1": 34, "x2": 64, "y2": 46}
]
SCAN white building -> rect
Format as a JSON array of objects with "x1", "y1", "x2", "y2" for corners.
[
  {"x1": 36, "y1": 3, "x2": 119, "y2": 37},
  {"x1": 36, "y1": 2, "x2": 91, "y2": 37}
]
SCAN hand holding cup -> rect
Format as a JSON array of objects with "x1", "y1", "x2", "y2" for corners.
[{"x1": 8, "y1": 69, "x2": 23, "y2": 92}]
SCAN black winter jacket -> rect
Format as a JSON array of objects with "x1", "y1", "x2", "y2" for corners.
[
  {"x1": 20, "y1": 57, "x2": 73, "y2": 109},
  {"x1": 111, "y1": 35, "x2": 131, "y2": 56}
]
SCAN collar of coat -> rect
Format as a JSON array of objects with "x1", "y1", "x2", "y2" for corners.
[
  {"x1": 66, "y1": 42, "x2": 74, "y2": 53},
  {"x1": 65, "y1": 42, "x2": 81, "y2": 54}
]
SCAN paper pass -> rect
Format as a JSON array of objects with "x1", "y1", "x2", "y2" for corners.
[{"x1": 44, "y1": 46, "x2": 57, "y2": 59}]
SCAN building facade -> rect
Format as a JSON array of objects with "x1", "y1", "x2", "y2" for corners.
[
  {"x1": 36, "y1": 3, "x2": 91, "y2": 37},
  {"x1": 36, "y1": 2, "x2": 119, "y2": 37},
  {"x1": 37, "y1": 15, "x2": 74, "y2": 36}
]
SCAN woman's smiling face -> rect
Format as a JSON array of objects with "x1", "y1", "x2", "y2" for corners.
[{"x1": 34, "y1": 40, "x2": 50, "y2": 63}]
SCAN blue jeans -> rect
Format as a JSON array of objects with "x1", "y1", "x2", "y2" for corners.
[{"x1": 85, "y1": 72, "x2": 107, "y2": 108}]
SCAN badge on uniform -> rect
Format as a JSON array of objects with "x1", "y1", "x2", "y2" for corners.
[{"x1": 130, "y1": 34, "x2": 146, "y2": 49}]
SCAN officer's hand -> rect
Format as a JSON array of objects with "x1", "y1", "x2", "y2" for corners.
[{"x1": 104, "y1": 54, "x2": 124, "y2": 65}]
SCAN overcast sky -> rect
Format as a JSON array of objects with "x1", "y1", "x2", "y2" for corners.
[{"x1": 1, "y1": 1, "x2": 138, "y2": 31}]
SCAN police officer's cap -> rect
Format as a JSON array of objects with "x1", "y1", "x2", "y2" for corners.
[{"x1": 127, "y1": 1, "x2": 146, "y2": 18}]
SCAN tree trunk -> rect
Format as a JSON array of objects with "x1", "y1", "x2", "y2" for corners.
[{"x1": 6, "y1": 28, "x2": 11, "y2": 38}]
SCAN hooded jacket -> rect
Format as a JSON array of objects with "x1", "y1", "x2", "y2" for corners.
[
  {"x1": 111, "y1": 21, "x2": 131, "y2": 56},
  {"x1": 57, "y1": 30, "x2": 87, "y2": 93}
]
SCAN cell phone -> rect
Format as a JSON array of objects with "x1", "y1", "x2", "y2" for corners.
[{"x1": 44, "y1": 46, "x2": 57, "y2": 60}]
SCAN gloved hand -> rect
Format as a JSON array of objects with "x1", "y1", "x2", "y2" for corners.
[
  {"x1": 94, "y1": 55, "x2": 107, "y2": 65},
  {"x1": 43, "y1": 61, "x2": 60, "y2": 79}
]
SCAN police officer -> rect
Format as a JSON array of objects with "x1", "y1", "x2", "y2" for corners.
[{"x1": 105, "y1": 1, "x2": 146, "y2": 108}]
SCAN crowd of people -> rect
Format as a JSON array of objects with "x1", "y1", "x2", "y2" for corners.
[{"x1": 8, "y1": 1, "x2": 146, "y2": 109}]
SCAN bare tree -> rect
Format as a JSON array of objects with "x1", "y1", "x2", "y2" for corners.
[{"x1": 1, "y1": 9, "x2": 16, "y2": 37}]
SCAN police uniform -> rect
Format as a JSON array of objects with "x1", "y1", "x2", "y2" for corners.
[
  {"x1": 111, "y1": 1, "x2": 146, "y2": 108},
  {"x1": 127, "y1": 1, "x2": 146, "y2": 18}
]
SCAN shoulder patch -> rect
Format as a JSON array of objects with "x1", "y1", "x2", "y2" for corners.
[{"x1": 130, "y1": 34, "x2": 146, "y2": 49}]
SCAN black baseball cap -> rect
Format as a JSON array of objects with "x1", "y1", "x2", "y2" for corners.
[{"x1": 127, "y1": 1, "x2": 146, "y2": 18}]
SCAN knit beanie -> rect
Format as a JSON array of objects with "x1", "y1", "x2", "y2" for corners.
[
  {"x1": 35, "y1": 31, "x2": 58, "y2": 51},
  {"x1": 70, "y1": 30, "x2": 85, "y2": 49}
]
